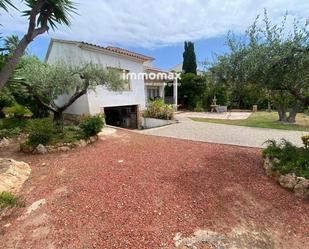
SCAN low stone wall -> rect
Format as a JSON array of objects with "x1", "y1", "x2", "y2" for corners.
[
  {"x1": 20, "y1": 135, "x2": 98, "y2": 154},
  {"x1": 263, "y1": 157, "x2": 309, "y2": 199},
  {"x1": 141, "y1": 117, "x2": 176, "y2": 129}
]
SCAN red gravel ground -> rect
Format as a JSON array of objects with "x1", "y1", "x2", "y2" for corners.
[{"x1": 0, "y1": 130, "x2": 309, "y2": 248}]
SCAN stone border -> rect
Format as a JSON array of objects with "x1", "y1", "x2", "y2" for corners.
[
  {"x1": 263, "y1": 157, "x2": 309, "y2": 199},
  {"x1": 20, "y1": 135, "x2": 98, "y2": 154}
]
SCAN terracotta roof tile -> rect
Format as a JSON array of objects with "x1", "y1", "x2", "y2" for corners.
[{"x1": 79, "y1": 42, "x2": 153, "y2": 61}]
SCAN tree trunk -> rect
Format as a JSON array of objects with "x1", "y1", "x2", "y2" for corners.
[
  {"x1": 287, "y1": 102, "x2": 301, "y2": 123},
  {"x1": 277, "y1": 106, "x2": 287, "y2": 122},
  {"x1": 53, "y1": 111, "x2": 64, "y2": 133},
  {"x1": 267, "y1": 101, "x2": 272, "y2": 112},
  {"x1": 0, "y1": 36, "x2": 30, "y2": 90},
  {"x1": 0, "y1": 0, "x2": 48, "y2": 91}
]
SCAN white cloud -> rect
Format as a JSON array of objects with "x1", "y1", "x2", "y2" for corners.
[{"x1": 0, "y1": 0, "x2": 308, "y2": 48}]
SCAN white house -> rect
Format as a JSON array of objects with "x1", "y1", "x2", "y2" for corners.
[{"x1": 45, "y1": 38, "x2": 178, "y2": 129}]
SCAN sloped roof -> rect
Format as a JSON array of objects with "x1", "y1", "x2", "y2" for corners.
[
  {"x1": 144, "y1": 66, "x2": 170, "y2": 74},
  {"x1": 105, "y1": 46, "x2": 154, "y2": 61},
  {"x1": 47, "y1": 38, "x2": 154, "y2": 62}
]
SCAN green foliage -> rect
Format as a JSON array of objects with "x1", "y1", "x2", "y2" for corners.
[
  {"x1": 3, "y1": 35, "x2": 20, "y2": 54},
  {"x1": 26, "y1": 118, "x2": 55, "y2": 146},
  {"x1": 15, "y1": 57, "x2": 124, "y2": 116},
  {"x1": 0, "y1": 117, "x2": 28, "y2": 130},
  {"x1": 179, "y1": 73, "x2": 207, "y2": 109},
  {"x1": 0, "y1": 192, "x2": 24, "y2": 211},
  {"x1": 3, "y1": 103, "x2": 33, "y2": 118},
  {"x1": 79, "y1": 115, "x2": 104, "y2": 138},
  {"x1": 0, "y1": 92, "x2": 14, "y2": 108},
  {"x1": 209, "y1": 10, "x2": 308, "y2": 114},
  {"x1": 0, "y1": 127, "x2": 21, "y2": 139},
  {"x1": 182, "y1": 41, "x2": 197, "y2": 74},
  {"x1": 49, "y1": 126, "x2": 84, "y2": 144},
  {"x1": 262, "y1": 139, "x2": 309, "y2": 179},
  {"x1": 191, "y1": 112, "x2": 309, "y2": 131},
  {"x1": 143, "y1": 99, "x2": 175, "y2": 120},
  {"x1": 203, "y1": 81, "x2": 229, "y2": 110},
  {"x1": 0, "y1": 91, "x2": 14, "y2": 118},
  {"x1": 23, "y1": 0, "x2": 77, "y2": 30},
  {"x1": 0, "y1": 0, "x2": 16, "y2": 12},
  {"x1": 194, "y1": 101, "x2": 203, "y2": 112},
  {"x1": 302, "y1": 135, "x2": 309, "y2": 149}
]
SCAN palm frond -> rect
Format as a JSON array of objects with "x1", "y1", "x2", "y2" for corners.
[
  {"x1": 0, "y1": 0, "x2": 17, "y2": 12},
  {"x1": 23, "y1": 0, "x2": 78, "y2": 30}
]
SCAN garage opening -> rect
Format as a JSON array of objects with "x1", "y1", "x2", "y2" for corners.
[{"x1": 104, "y1": 105, "x2": 138, "y2": 129}]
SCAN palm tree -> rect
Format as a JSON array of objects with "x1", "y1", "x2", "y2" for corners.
[
  {"x1": 0, "y1": 0, "x2": 16, "y2": 12},
  {"x1": 4, "y1": 35, "x2": 20, "y2": 53},
  {"x1": 0, "y1": 0, "x2": 77, "y2": 91}
]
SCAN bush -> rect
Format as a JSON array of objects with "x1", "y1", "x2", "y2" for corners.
[
  {"x1": 0, "y1": 92, "x2": 14, "y2": 118},
  {"x1": 302, "y1": 135, "x2": 309, "y2": 149},
  {"x1": 262, "y1": 139, "x2": 309, "y2": 179},
  {"x1": 50, "y1": 126, "x2": 84, "y2": 144},
  {"x1": 0, "y1": 118, "x2": 28, "y2": 130},
  {"x1": 0, "y1": 127, "x2": 21, "y2": 139},
  {"x1": 3, "y1": 103, "x2": 33, "y2": 118},
  {"x1": 80, "y1": 115, "x2": 104, "y2": 138},
  {"x1": 194, "y1": 101, "x2": 204, "y2": 112},
  {"x1": 143, "y1": 99, "x2": 174, "y2": 120},
  {"x1": 26, "y1": 118, "x2": 55, "y2": 146},
  {"x1": 0, "y1": 191, "x2": 24, "y2": 211}
]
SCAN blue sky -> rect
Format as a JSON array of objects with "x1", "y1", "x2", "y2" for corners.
[
  {"x1": 24, "y1": 35, "x2": 229, "y2": 70},
  {"x1": 1, "y1": 0, "x2": 308, "y2": 70}
]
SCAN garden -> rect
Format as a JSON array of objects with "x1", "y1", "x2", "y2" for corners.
[
  {"x1": 0, "y1": 43, "x2": 125, "y2": 153},
  {"x1": 177, "y1": 11, "x2": 308, "y2": 131},
  {"x1": 0, "y1": 55, "x2": 123, "y2": 154},
  {"x1": 0, "y1": 107, "x2": 104, "y2": 153}
]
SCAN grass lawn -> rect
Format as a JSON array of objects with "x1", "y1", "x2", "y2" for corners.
[{"x1": 191, "y1": 111, "x2": 309, "y2": 132}]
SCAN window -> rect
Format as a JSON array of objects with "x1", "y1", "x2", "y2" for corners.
[{"x1": 147, "y1": 86, "x2": 160, "y2": 100}]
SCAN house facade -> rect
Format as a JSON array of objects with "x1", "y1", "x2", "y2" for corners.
[{"x1": 45, "y1": 39, "x2": 178, "y2": 129}]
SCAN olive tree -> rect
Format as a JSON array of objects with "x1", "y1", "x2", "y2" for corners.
[
  {"x1": 210, "y1": 11, "x2": 309, "y2": 122},
  {"x1": 15, "y1": 57, "x2": 125, "y2": 130}
]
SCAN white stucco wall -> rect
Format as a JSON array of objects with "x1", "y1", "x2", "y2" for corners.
[{"x1": 46, "y1": 40, "x2": 148, "y2": 115}]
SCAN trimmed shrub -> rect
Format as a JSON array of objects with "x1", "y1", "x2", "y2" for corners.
[
  {"x1": 262, "y1": 139, "x2": 309, "y2": 179},
  {"x1": 3, "y1": 103, "x2": 33, "y2": 118},
  {"x1": 143, "y1": 99, "x2": 174, "y2": 120},
  {"x1": 26, "y1": 118, "x2": 55, "y2": 146},
  {"x1": 80, "y1": 115, "x2": 104, "y2": 138}
]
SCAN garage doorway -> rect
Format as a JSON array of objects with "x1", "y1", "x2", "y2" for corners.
[{"x1": 104, "y1": 105, "x2": 138, "y2": 129}]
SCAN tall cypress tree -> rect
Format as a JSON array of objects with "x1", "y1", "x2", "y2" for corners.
[{"x1": 182, "y1": 41, "x2": 197, "y2": 74}]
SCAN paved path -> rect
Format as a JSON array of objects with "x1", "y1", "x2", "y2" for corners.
[{"x1": 139, "y1": 115, "x2": 307, "y2": 148}]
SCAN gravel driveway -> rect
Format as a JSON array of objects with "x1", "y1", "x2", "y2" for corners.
[
  {"x1": 139, "y1": 115, "x2": 307, "y2": 148},
  {"x1": 1, "y1": 130, "x2": 309, "y2": 248}
]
